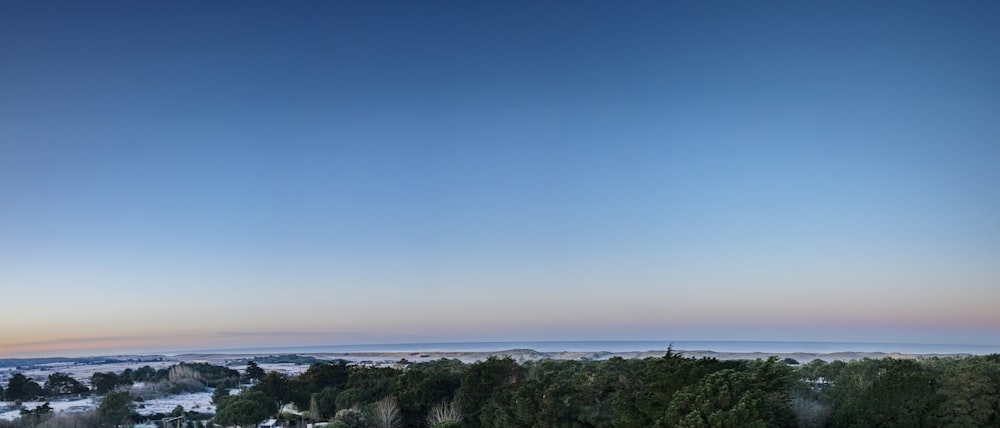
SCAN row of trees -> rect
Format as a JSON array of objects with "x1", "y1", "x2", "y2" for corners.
[
  {"x1": 1, "y1": 365, "x2": 175, "y2": 401},
  {"x1": 2, "y1": 362, "x2": 244, "y2": 401},
  {"x1": 2, "y1": 373, "x2": 88, "y2": 401},
  {"x1": 1, "y1": 362, "x2": 241, "y2": 428},
  {"x1": 6, "y1": 352, "x2": 1000, "y2": 427},
  {"x1": 213, "y1": 352, "x2": 797, "y2": 427},
  {"x1": 218, "y1": 352, "x2": 1000, "y2": 427},
  {"x1": 794, "y1": 354, "x2": 1000, "y2": 427}
]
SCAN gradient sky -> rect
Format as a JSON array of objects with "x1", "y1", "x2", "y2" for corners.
[{"x1": 2, "y1": 1, "x2": 999, "y2": 357}]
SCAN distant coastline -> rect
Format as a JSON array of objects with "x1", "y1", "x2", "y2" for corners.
[
  {"x1": 167, "y1": 348, "x2": 988, "y2": 365},
  {"x1": 166, "y1": 339, "x2": 1000, "y2": 357},
  {"x1": 7, "y1": 340, "x2": 998, "y2": 363}
]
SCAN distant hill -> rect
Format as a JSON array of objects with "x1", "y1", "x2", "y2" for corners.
[{"x1": 0, "y1": 356, "x2": 165, "y2": 368}]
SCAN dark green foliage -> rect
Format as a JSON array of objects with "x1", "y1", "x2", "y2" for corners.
[
  {"x1": 858, "y1": 359, "x2": 941, "y2": 426},
  {"x1": 476, "y1": 358, "x2": 613, "y2": 427},
  {"x1": 212, "y1": 385, "x2": 231, "y2": 405},
  {"x1": 301, "y1": 361, "x2": 350, "y2": 395},
  {"x1": 91, "y1": 371, "x2": 132, "y2": 394},
  {"x1": 251, "y1": 371, "x2": 293, "y2": 405},
  {"x1": 665, "y1": 369, "x2": 764, "y2": 427},
  {"x1": 612, "y1": 350, "x2": 742, "y2": 427},
  {"x1": 23, "y1": 380, "x2": 42, "y2": 401},
  {"x1": 153, "y1": 367, "x2": 171, "y2": 382},
  {"x1": 132, "y1": 365, "x2": 157, "y2": 382},
  {"x1": 336, "y1": 387, "x2": 371, "y2": 411},
  {"x1": 285, "y1": 360, "x2": 352, "y2": 408},
  {"x1": 393, "y1": 359, "x2": 463, "y2": 427},
  {"x1": 817, "y1": 357, "x2": 977, "y2": 428},
  {"x1": 177, "y1": 362, "x2": 241, "y2": 388},
  {"x1": 120, "y1": 368, "x2": 134, "y2": 383},
  {"x1": 44, "y1": 372, "x2": 89, "y2": 396},
  {"x1": 5, "y1": 373, "x2": 43, "y2": 401},
  {"x1": 214, "y1": 390, "x2": 275, "y2": 427},
  {"x1": 933, "y1": 355, "x2": 1000, "y2": 426},
  {"x1": 194, "y1": 352, "x2": 1000, "y2": 428},
  {"x1": 98, "y1": 390, "x2": 136, "y2": 427},
  {"x1": 666, "y1": 356, "x2": 794, "y2": 428},
  {"x1": 455, "y1": 356, "x2": 522, "y2": 425},
  {"x1": 245, "y1": 361, "x2": 265, "y2": 382},
  {"x1": 329, "y1": 365, "x2": 398, "y2": 412},
  {"x1": 313, "y1": 386, "x2": 342, "y2": 420}
]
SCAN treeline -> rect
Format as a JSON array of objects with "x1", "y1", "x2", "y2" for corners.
[
  {"x1": 1, "y1": 372, "x2": 89, "y2": 401},
  {"x1": 1, "y1": 363, "x2": 240, "y2": 401},
  {"x1": 226, "y1": 352, "x2": 797, "y2": 427},
  {"x1": 0, "y1": 357, "x2": 163, "y2": 369},
  {"x1": 222, "y1": 352, "x2": 1000, "y2": 427},
  {"x1": 795, "y1": 354, "x2": 1000, "y2": 427},
  {"x1": 5, "y1": 352, "x2": 1000, "y2": 427},
  {"x1": 1, "y1": 362, "x2": 240, "y2": 428}
]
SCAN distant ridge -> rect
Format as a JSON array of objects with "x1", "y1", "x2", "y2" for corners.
[
  {"x1": 166, "y1": 340, "x2": 1000, "y2": 356},
  {"x1": 0, "y1": 356, "x2": 165, "y2": 368}
]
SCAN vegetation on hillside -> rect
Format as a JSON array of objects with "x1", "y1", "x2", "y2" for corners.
[{"x1": 3, "y1": 352, "x2": 999, "y2": 427}]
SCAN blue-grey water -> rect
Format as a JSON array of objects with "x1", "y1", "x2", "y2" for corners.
[{"x1": 175, "y1": 340, "x2": 1000, "y2": 356}]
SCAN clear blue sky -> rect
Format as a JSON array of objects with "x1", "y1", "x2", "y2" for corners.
[{"x1": 2, "y1": 1, "x2": 999, "y2": 356}]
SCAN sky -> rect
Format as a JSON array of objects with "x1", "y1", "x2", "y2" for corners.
[{"x1": 1, "y1": 1, "x2": 999, "y2": 357}]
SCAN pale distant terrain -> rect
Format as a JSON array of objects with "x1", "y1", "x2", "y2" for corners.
[{"x1": 176, "y1": 348, "x2": 981, "y2": 365}]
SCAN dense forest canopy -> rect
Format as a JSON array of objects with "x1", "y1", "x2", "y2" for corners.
[{"x1": 3, "y1": 352, "x2": 999, "y2": 427}]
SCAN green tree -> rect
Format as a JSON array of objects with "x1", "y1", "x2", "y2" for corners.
[
  {"x1": 829, "y1": 359, "x2": 942, "y2": 427},
  {"x1": 212, "y1": 386, "x2": 231, "y2": 405},
  {"x1": 214, "y1": 391, "x2": 275, "y2": 428},
  {"x1": 613, "y1": 350, "x2": 740, "y2": 428},
  {"x1": 336, "y1": 387, "x2": 370, "y2": 411},
  {"x1": 664, "y1": 368, "x2": 789, "y2": 428},
  {"x1": 133, "y1": 365, "x2": 157, "y2": 382},
  {"x1": 176, "y1": 362, "x2": 241, "y2": 388},
  {"x1": 92, "y1": 371, "x2": 131, "y2": 394},
  {"x1": 284, "y1": 360, "x2": 351, "y2": 409},
  {"x1": 246, "y1": 361, "x2": 265, "y2": 383},
  {"x1": 392, "y1": 359, "x2": 463, "y2": 426},
  {"x1": 456, "y1": 356, "x2": 522, "y2": 424},
  {"x1": 749, "y1": 357, "x2": 797, "y2": 427},
  {"x1": 6, "y1": 373, "x2": 28, "y2": 400},
  {"x1": 45, "y1": 372, "x2": 89, "y2": 396},
  {"x1": 301, "y1": 361, "x2": 350, "y2": 392},
  {"x1": 5, "y1": 373, "x2": 42, "y2": 401},
  {"x1": 253, "y1": 371, "x2": 293, "y2": 404},
  {"x1": 313, "y1": 386, "x2": 341, "y2": 420},
  {"x1": 23, "y1": 380, "x2": 42, "y2": 400},
  {"x1": 98, "y1": 390, "x2": 136, "y2": 427},
  {"x1": 121, "y1": 368, "x2": 134, "y2": 383},
  {"x1": 933, "y1": 356, "x2": 1000, "y2": 427}
]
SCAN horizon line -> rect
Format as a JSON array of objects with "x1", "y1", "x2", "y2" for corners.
[{"x1": 6, "y1": 339, "x2": 1000, "y2": 360}]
